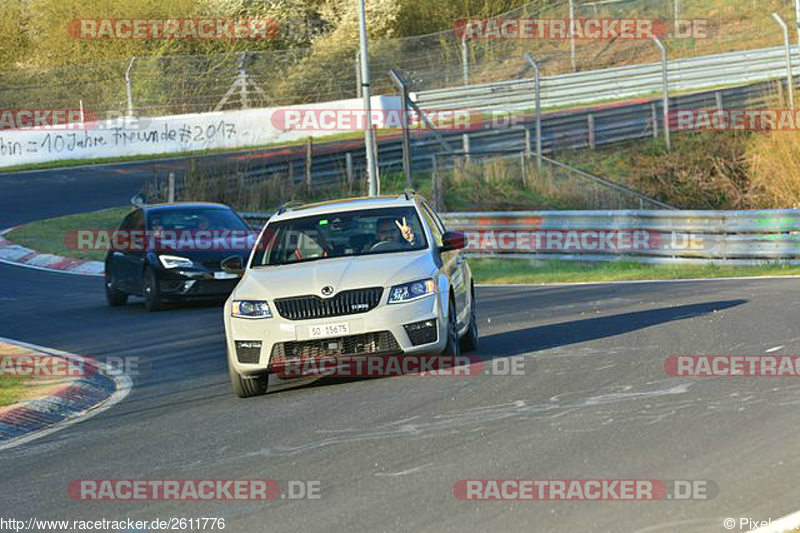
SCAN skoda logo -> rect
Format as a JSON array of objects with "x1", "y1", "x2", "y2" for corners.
[{"x1": 320, "y1": 285, "x2": 335, "y2": 297}]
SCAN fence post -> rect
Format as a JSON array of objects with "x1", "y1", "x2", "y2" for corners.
[
  {"x1": 125, "y1": 57, "x2": 136, "y2": 117},
  {"x1": 524, "y1": 53, "x2": 542, "y2": 172},
  {"x1": 673, "y1": 0, "x2": 680, "y2": 37},
  {"x1": 355, "y1": 51, "x2": 362, "y2": 98},
  {"x1": 388, "y1": 69, "x2": 413, "y2": 187},
  {"x1": 587, "y1": 114, "x2": 596, "y2": 149},
  {"x1": 651, "y1": 102, "x2": 659, "y2": 138},
  {"x1": 168, "y1": 173, "x2": 175, "y2": 203},
  {"x1": 715, "y1": 90, "x2": 724, "y2": 111},
  {"x1": 652, "y1": 36, "x2": 671, "y2": 151},
  {"x1": 238, "y1": 52, "x2": 249, "y2": 109},
  {"x1": 461, "y1": 39, "x2": 470, "y2": 86},
  {"x1": 525, "y1": 128, "x2": 532, "y2": 157},
  {"x1": 795, "y1": 0, "x2": 800, "y2": 48},
  {"x1": 431, "y1": 155, "x2": 440, "y2": 211},
  {"x1": 774, "y1": 13, "x2": 795, "y2": 110},
  {"x1": 569, "y1": 0, "x2": 576, "y2": 72},
  {"x1": 345, "y1": 152, "x2": 354, "y2": 186},
  {"x1": 305, "y1": 138, "x2": 313, "y2": 191},
  {"x1": 461, "y1": 41, "x2": 471, "y2": 160},
  {"x1": 520, "y1": 151, "x2": 527, "y2": 188}
]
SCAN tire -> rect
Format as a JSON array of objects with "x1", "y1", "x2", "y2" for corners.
[
  {"x1": 460, "y1": 287, "x2": 479, "y2": 353},
  {"x1": 105, "y1": 267, "x2": 128, "y2": 307},
  {"x1": 228, "y1": 359, "x2": 269, "y2": 398},
  {"x1": 142, "y1": 267, "x2": 163, "y2": 312},
  {"x1": 441, "y1": 293, "x2": 461, "y2": 357}
]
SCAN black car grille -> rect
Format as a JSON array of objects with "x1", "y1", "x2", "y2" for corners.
[
  {"x1": 271, "y1": 331, "x2": 401, "y2": 359},
  {"x1": 274, "y1": 288, "x2": 383, "y2": 320}
]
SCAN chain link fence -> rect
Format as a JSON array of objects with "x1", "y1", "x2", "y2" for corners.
[{"x1": 1, "y1": 0, "x2": 798, "y2": 118}]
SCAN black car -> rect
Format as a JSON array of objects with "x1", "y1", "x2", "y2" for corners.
[{"x1": 104, "y1": 202, "x2": 253, "y2": 311}]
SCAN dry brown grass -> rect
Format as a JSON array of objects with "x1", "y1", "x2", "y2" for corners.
[{"x1": 746, "y1": 128, "x2": 800, "y2": 208}]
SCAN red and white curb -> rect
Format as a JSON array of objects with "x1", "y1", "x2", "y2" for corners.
[
  {"x1": 0, "y1": 228, "x2": 103, "y2": 277},
  {"x1": 0, "y1": 337, "x2": 132, "y2": 452}
]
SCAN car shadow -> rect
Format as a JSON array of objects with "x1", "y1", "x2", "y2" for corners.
[
  {"x1": 269, "y1": 299, "x2": 747, "y2": 395},
  {"x1": 478, "y1": 299, "x2": 747, "y2": 358}
]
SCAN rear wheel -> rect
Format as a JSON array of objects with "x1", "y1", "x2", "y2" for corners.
[
  {"x1": 228, "y1": 359, "x2": 269, "y2": 398},
  {"x1": 105, "y1": 267, "x2": 128, "y2": 306},
  {"x1": 460, "y1": 287, "x2": 479, "y2": 352},
  {"x1": 142, "y1": 267, "x2": 163, "y2": 312},
  {"x1": 441, "y1": 293, "x2": 461, "y2": 357}
]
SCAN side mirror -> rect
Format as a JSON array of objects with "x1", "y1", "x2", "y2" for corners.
[
  {"x1": 221, "y1": 255, "x2": 244, "y2": 275},
  {"x1": 441, "y1": 231, "x2": 466, "y2": 252}
]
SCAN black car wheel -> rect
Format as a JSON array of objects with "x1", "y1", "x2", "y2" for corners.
[
  {"x1": 105, "y1": 267, "x2": 128, "y2": 307},
  {"x1": 441, "y1": 293, "x2": 461, "y2": 357},
  {"x1": 143, "y1": 267, "x2": 163, "y2": 312},
  {"x1": 228, "y1": 359, "x2": 269, "y2": 398},
  {"x1": 460, "y1": 287, "x2": 479, "y2": 353}
]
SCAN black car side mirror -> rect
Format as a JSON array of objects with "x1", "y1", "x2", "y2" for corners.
[
  {"x1": 221, "y1": 255, "x2": 245, "y2": 275},
  {"x1": 440, "y1": 231, "x2": 466, "y2": 252}
]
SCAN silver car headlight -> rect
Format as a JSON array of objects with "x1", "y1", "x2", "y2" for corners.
[
  {"x1": 232, "y1": 300, "x2": 273, "y2": 319},
  {"x1": 158, "y1": 255, "x2": 194, "y2": 269},
  {"x1": 388, "y1": 279, "x2": 435, "y2": 304}
]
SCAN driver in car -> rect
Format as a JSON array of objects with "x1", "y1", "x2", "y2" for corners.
[{"x1": 376, "y1": 217, "x2": 416, "y2": 247}]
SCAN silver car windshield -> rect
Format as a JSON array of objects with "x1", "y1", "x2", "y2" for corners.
[{"x1": 251, "y1": 207, "x2": 428, "y2": 267}]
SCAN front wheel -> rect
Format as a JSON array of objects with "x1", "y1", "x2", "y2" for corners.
[
  {"x1": 228, "y1": 359, "x2": 269, "y2": 398},
  {"x1": 105, "y1": 268, "x2": 128, "y2": 307},
  {"x1": 142, "y1": 267, "x2": 163, "y2": 312},
  {"x1": 460, "y1": 289, "x2": 479, "y2": 352},
  {"x1": 441, "y1": 294, "x2": 461, "y2": 357}
]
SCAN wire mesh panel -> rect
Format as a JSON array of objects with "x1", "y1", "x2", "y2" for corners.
[{"x1": 0, "y1": 0, "x2": 797, "y2": 117}]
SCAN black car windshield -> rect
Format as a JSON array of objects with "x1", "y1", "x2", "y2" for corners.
[
  {"x1": 146, "y1": 208, "x2": 249, "y2": 231},
  {"x1": 252, "y1": 207, "x2": 428, "y2": 267}
]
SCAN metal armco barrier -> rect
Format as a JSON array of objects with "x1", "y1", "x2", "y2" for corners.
[
  {"x1": 241, "y1": 209, "x2": 800, "y2": 265},
  {"x1": 412, "y1": 45, "x2": 800, "y2": 113},
  {"x1": 189, "y1": 78, "x2": 778, "y2": 200}
]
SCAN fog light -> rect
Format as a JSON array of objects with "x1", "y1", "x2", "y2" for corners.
[
  {"x1": 403, "y1": 320, "x2": 438, "y2": 346},
  {"x1": 235, "y1": 340, "x2": 262, "y2": 364}
]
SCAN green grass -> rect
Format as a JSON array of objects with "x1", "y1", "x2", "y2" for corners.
[
  {"x1": 470, "y1": 258, "x2": 800, "y2": 284},
  {"x1": 6, "y1": 206, "x2": 132, "y2": 261},
  {"x1": 0, "y1": 376, "x2": 27, "y2": 408}
]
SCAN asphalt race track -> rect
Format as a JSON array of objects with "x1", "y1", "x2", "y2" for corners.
[
  {"x1": 0, "y1": 137, "x2": 368, "y2": 228},
  {"x1": 3, "y1": 174, "x2": 800, "y2": 532}
]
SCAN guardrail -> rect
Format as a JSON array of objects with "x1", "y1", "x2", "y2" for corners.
[
  {"x1": 412, "y1": 45, "x2": 800, "y2": 113},
  {"x1": 240, "y1": 209, "x2": 800, "y2": 265},
  {"x1": 170, "y1": 78, "x2": 772, "y2": 207}
]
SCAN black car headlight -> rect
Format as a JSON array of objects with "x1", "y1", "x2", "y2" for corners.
[
  {"x1": 232, "y1": 300, "x2": 273, "y2": 319},
  {"x1": 388, "y1": 279, "x2": 435, "y2": 304},
  {"x1": 158, "y1": 255, "x2": 194, "y2": 269}
]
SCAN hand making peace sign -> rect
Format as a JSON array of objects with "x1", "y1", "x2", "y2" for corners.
[{"x1": 395, "y1": 217, "x2": 415, "y2": 243}]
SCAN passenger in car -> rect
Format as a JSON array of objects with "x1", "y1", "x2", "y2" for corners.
[{"x1": 377, "y1": 217, "x2": 416, "y2": 246}]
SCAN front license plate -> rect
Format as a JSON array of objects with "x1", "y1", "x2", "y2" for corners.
[
  {"x1": 213, "y1": 271, "x2": 239, "y2": 280},
  {"x1": 308, "y1": 323, "x2": 350, "y2": 339}
]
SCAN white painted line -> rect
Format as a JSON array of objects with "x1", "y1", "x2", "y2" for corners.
[
  {"x1": 0, "y1": 337, "x2": 133, "y2": 452},
  {"x1": 0, "y1": 257, "x2": 103, "y2": 277},
  {"x1": 766, "y1": 345, "x2": 785, "y2": 353},
  {"x1": 477, "y1": 275, "x2": 800, "y2": 288}
]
